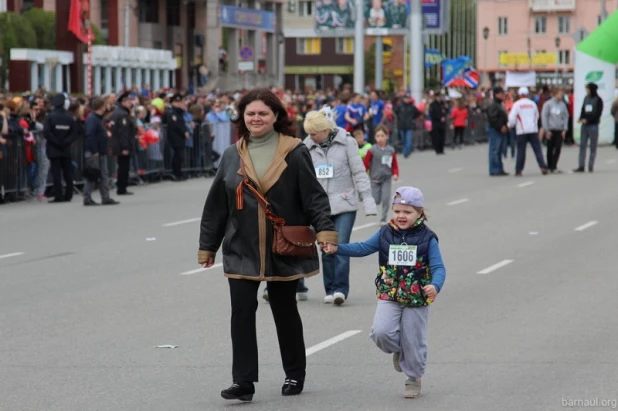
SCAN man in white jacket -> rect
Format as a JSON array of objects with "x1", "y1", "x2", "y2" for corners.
[{"x1": 508, "y1": 87, "x2": 549, "y2": 176}]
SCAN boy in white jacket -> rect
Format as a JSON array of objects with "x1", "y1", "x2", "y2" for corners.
[{"x1": 508, "y1": 87, "x2": 549, "y2": 176}]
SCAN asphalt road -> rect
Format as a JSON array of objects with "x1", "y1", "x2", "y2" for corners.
[{"x1": 1, "y1": 143, "x2": 617, "y2": 411}]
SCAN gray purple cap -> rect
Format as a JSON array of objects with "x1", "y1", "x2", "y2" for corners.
[{"x1": 392, "y1": 186, "x2": 424, "y2": 207}]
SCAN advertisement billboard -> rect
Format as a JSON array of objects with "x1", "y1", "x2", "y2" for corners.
[{"x1": 314, "y1": 0, "x2": 448, "y2": 35}]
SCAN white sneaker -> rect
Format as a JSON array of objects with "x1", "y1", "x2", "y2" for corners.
[
  {"x1": 297, "y1": 292, "x2": 308, "y2": 301},
  {"x1": 324, "y1": 295, "x2": 334, "y2": 304},
  {"x1": 333, "y1": 292, "x2": 346, "y2": 306},
  {"x1": 404, "y1": 377, "x2": 421, "y2": 398}
]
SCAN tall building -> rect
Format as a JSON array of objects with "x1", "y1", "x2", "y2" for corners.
[
  {"x1": 282, "y1": 0, "x2": 477, "y2": 92},
  {"x1": 8, "y1": 0, "x2": 286, "y2": 92},
  {"x1": 477, "y1": 0, "x2": 617, "y2": 87}
]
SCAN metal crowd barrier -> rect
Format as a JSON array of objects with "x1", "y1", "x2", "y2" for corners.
[{"x1": 0, "y1": 120, "x2": 234, "y2": 202}]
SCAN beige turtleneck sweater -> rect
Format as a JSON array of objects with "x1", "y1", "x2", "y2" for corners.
[{"x1": 247, "y1": 128, "x2": 279, "y2": 180}]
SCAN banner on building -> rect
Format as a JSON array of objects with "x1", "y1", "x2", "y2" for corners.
[
  {"x1": 314, "y1": 0, "x2": 448, "y2": 35},
  {"x1": 573, "y1": 10, "x2": 618, "y2": 144},
  {"x1": 68, "y1": 0, "x2": 91, "y2": 44},
  {"x1": 220, "y1": 5, "x2": 276, "y2": 33},
  {"x1": 499, "y1": 52, "x2": 556, "y2": 66},
  {"x1": 424, "y1": 48, "x2": 444, "y2": 67}
]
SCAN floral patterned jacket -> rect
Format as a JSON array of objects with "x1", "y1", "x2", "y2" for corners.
[{"x1": 375, "y1": 220, "x2": 438, "y2": 307}]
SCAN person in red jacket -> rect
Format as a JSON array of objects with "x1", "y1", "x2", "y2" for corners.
[{"x1": 450, "y1": 99, "x2": 469, "y2": 148}]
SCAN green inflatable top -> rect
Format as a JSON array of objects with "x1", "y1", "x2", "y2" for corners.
[{"x1": 577, "y1": 10, "x2": 618, "y2": 64}]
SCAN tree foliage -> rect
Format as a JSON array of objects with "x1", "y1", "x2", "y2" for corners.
[{"x1": 22, "y1": 8, "x2": 56, "y2": 50}]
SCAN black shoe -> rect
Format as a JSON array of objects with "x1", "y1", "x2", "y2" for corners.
[
  {"x1": 102, "y1": 199, "x2": 120, "y2": 205},
  {"x1": 221, "y1": 383, "x2": 254, "y2": 402},
  {"x1": 49, "y1": 198, "x2": 66, "y2": 203},
  {"x1": 573, "y1": 167, "x2": 585, "y2": 173},
  {"x1": 83, "y1": 199, "x2": 99, "y2": 206},
  {"x1": 117, "y1": 191, "x2": 134, "y2": 196},
  {"x1": 588, "y1": 168, "x2": 594, "y2": 173},
  {"x1": 281, "y1": 378, "x2": 304, "y2": 396}
]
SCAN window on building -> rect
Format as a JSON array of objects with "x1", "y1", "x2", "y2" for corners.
[
  {"x1": 297, "y1": 38, "x2": 321, "y2": 55},
  {"x1": 100, "y1": 0, "x2": 109, "y2": 43},
  {"x1": 534, "y1": 16, "x2": 547, "y2": 34},
  {"x1": 167, "y1": 0, "x2": 180, "y2": 26},
  {"x1": 336, "y1": 38, "x2": 354, "y2": 54},
  {"x1": 559, "y1": 49, "x2": 571, "y2": 65},
  {"x1": 298, "y1": 1, "x2": 313, "y2": 17},
  {"x1": 558, "y1": 16, "x2": 570, "y2": 34},
  {"x1": 139, "y1": 0, "x2": 159, "y2": 23},
  {"x1": 498, "y1": 17, "x2": 508, "y2": 35},
  {"x1": 21, "y1": 0, "x2": 34, "y2": 12}
]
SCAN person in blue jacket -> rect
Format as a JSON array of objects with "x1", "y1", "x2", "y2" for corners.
[{"x1": 323, "y1": 186, "x2": 446, "y2": 399}]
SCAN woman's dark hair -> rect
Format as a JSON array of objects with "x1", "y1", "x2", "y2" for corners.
[{"x1": 233, "y1": 88, "x2": 297, "y2": 139}]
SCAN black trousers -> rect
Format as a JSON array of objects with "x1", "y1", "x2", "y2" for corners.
[
  {"x1": 431, "y1": 126, "x2": 446, "y2": 154},
  {"x1": 614, "y1": 122, "x2": 618, "y2": 148},
  {"x1": 229, "y1": 278, "x2": 306, "y2": 384},
  {"x1": 453, "y1": 126, "x2": 465, "y2": 145},
  {"x1": 171, "y1": 147, "x2": 183, "y2": 178},
  {"x1": 565, "y1": 116, "x2": 575, "y2": 145},
  {"x1": 50, "y1": 157, "x2": 73, "y2": 201},
  {"x1": 116, "y1": 155, "x2": 130, "y2": 193},
  {"x1": 546, "y1": 130, "x2": 564, "y2": 171}
]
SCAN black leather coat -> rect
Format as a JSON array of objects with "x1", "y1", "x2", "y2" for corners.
[{"x1": 198, "y1": 134, "x2": 338, "y2": 281}]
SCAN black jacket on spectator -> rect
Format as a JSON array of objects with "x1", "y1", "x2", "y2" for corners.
[
  {"x1": 429, "y1": 100, "x2": 447, "y2": 129},
  {"x1": 162, "y1": 106, "x2": 187, "y2": 149},
  {"x1": 579, "y1": 95, "x2": 604, "y2": 126},
  {"x1": 110, "y1": 104, "x2": 136, "y2": 156},
  {"x1": 43, "y1": 107, "x2": 77, "y2": 158},
  {"x1": 84, "y1": 112, "x2": 108, "y2": 155},
  {"x1": 486, "y1": 98, "x2": 509, "y2": 131},
  {"x1": 395, "y1": 102, "x2": 421, "y2": 130}
]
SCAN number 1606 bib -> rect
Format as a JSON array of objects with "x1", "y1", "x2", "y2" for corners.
[{"x1": 388, "y1": 245, "x2": 417, "y2": 266}]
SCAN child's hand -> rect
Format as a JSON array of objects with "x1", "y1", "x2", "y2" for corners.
[
  {"x1": 393, "y1": 174, "x2": 399, "y2": 181},
  {"x1": 422, "y1": 285, "x2": 437, "y2": 301},
  {"x1": 322, "y1": 243, "x2": 338, "y2": 254}
]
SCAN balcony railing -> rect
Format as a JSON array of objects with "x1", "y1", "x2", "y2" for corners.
[{"x1": 529, "y1": 0, "x2": 576, "y2": 12}]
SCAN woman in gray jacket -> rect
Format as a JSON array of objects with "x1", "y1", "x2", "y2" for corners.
[{"x1": 303, "y1": 108, "x2": 377, "y2": 305}]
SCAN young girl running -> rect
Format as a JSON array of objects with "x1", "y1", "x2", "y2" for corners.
[{"x1": 323, "y1": 186, "x2": 446, "y2": 398}]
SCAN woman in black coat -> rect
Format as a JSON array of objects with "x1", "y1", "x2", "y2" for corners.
[{"x1": 198, "y1": 89, "x2": 337, "y2": 402}]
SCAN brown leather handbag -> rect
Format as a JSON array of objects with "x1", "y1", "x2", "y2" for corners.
[{"x1": 236, "y1": 159, "x2": 317, "y2": 258}]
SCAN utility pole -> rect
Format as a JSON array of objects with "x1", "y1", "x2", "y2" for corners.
[
  {"x1": 409, "y1": 0, "x2": 423, "y2": 103},
  {"x1": 375, "y1": 36, "x2": 383, "y2": 90},
  {"x1": 353, "y1": 0, "x2": 365, "y2": 94}
]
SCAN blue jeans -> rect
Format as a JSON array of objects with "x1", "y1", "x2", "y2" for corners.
[
  {"x1": 264, "y1": 277, "x2": 307, "y2": 293},
  {"x1": 399, "y1": 129, "x2": 414, "y2": 157},
  {"x1": 503, "y1": 128, "x2": 516, "y2": 158},
  {"x1": 488, "y1": 128, "x2": 506, "y2": 175},
  {"x1": 322, "y1": 211, "x2": 357, "y2": 298}
]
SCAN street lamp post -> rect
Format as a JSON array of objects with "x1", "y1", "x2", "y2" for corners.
[
  {"x1": 483, "y1": 26, "x2": 489, "y2": 88},
  {"x1": 554, "y1": 36, "x2": 561, "y2": 86}
]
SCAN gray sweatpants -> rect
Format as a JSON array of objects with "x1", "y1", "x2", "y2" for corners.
[
  {"x1": 370, "y1": 300, "x2": 428, "y2": 379},
  {"x1": 579, "y1": 124, "x2": 599, "y2": 170},
  {"x1": 371, "y1": 179, "x2": 392, "y2": 222},
  {"x1": 83, "y1": 156, "x2": 110, "y2": 202}
]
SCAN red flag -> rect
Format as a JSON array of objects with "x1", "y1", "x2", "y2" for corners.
[{"x1": 68, "y1": 0, "x2": 91, "y2": 44}]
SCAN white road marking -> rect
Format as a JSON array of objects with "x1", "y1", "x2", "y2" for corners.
[
  {"x1": 306, "y1": 330, "x2": 362, "y2": 357},
  {"x1": 447, "y1": 198, "x2": 469, "y2": 206},
  {"x1": 606, "y1": 159, "x2": 617, "y2": 164},
  {"x1": 448, "y1": 167, "x2": 463, "y2": 173},
  {"x1": 477, "y1": 259, "x2": 514, "y2": 275},
  {"x1": 574, "y1": 221, "x2": 598, "y2": 232},
  {"x1": 352, "y1": 222, "x2": 379, "y2": 232},
  {"x1": 162, "y1": 218, "x2": 200, "y2": 227},
  {"x1": 181, "y1": 263, "x2": 223, "y2": 275},
  {"x1": 0, "y1": 252, "x2": 25, "y2": 260},
  {"x1": 517, "y1": 181, "x2": 535, "y2": 188}
]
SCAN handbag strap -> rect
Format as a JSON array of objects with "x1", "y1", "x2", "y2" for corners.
[{"x1": 235, "y1": 157, "x2": 286, "y2": 226}]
